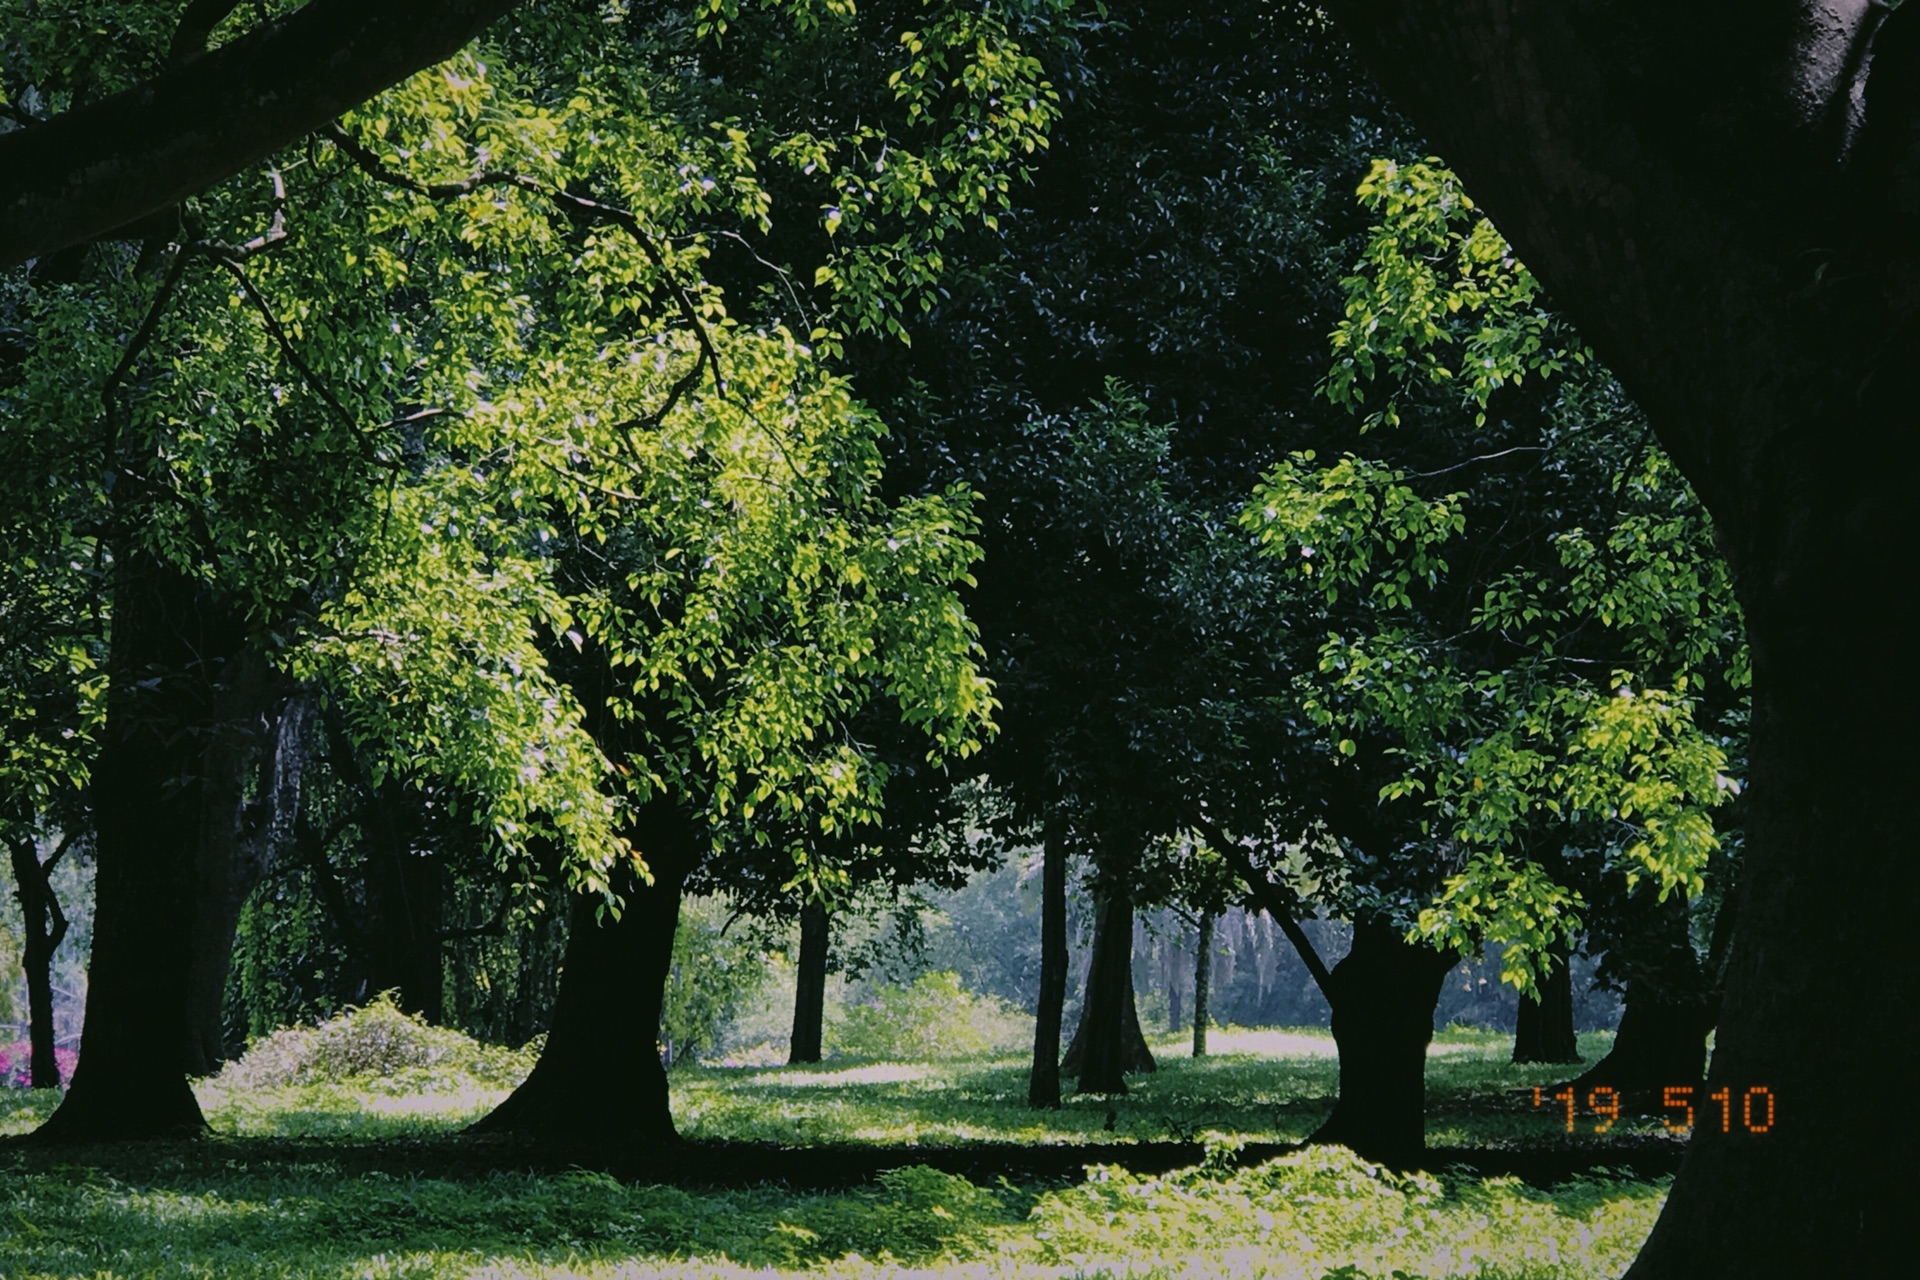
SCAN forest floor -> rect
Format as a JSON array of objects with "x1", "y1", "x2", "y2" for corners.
[{"x1": 0, "y1": 1026, "x2": 1676, "y2": 1279}]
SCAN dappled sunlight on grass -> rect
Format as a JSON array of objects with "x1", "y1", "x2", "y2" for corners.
[
  {"x1": 0, "y1": 1142, "x2": 1665, "y2": 1279},
  {"x1": 0, "y1": 1022, "x2": 1671, "y2": 1277},
  {"x1": 673, "y1": 1044, "x2": 1336, "y2": 1148},
  {"x1": 740, "y1": 1062, "x2": 944, "y2": 1090},
  {"x1": 1147, "y1": 1026, "x2": 1338, "y2": 1059},
  {"x1": 0, "y1": 1086, "x2": 61, "y2": 1137},
  {"x1": 196, "y1": 1077, "x2": 515, "y2": 1138}
]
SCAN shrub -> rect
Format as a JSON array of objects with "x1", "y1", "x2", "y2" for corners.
[
  {"x1": 831, "y1": 970, "x2": 1032, "y2": 1061},
  {"x1": 0, "y1": 1041, "x2": 77, "y2": 1088},
  {"x1": 215, "y1": 992, "x2": 535, "y2": 1092}
]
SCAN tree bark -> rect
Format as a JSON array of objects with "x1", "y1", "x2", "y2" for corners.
[
  {"x1": 1192, "y1": 911, "x2": 1214, "y2": 1058},
  {"x1": 1063, "y1": 886, "x2": 1156, "y2": 1093},
  {"x1": 1321, "y1": 2, "x2": 1919, "y2": 1269},
  {"x1": 1513, "y1": 937, "x2": 1581, "y2": 1065},
  {"x1": 1027, "y1": 813, "x2": 1069, "y2": 1109},
  {"x1": 183, "y1": 667, "x2": 306, "y2": 1076},
  {"x1": 469, "y1": 854, "x2": 686, "y2": 1144},
  {"x1": 787, "y1": 899, "x2": 829, "y2": 1064},
  {"x1": 1573, "y1": 981, "x2": 1714, "y2": 1101},
  {"x1": 0, "y1": 0, "x2": 520, "y2": 266},
  {"x1": 362, "y1": 782, "x2": 446, "y2": 1024},
  {"x1": 6, "y1": 833, "x2": 70, "y2": 1089},
  {"x1": 1575, "y1": 896, "x2": 1713, "y2": 1099},
  {"x1": 1310, "y1": 921, "x2": 1454, "y2": 1166},
  {"x1": 33, "y1": 553, "x2": 228, "y2": 1140}
]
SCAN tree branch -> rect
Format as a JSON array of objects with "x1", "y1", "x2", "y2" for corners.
[
  {"x1": 320, "y1": 122, "x2": 724, "y2": 433},
  {"x1": 1190, "y1": 816, "x2": 1337, "y2": 1001},
  {"x1": 0, "y1": 0, "x2": 520, "y2": 266},
  {"x1": 169, "y1": 0, "x2": 249, "y2": 67}
]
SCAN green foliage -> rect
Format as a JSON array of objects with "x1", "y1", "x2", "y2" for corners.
[
  {"x1": 0, "y1": 1126, "x2": 1662, "y2": 1278},
  {"x1": 832, "y1": 969, "x2": 1032, "y2": 1061},
  {"x1": 1247, "y1": 452, "x2": 1466, "y2": 609},
  {"x1": 1324, "y1": 160, "x2": 1584, "y2": 431},
  {"x1": 212, "y1": 993, "x2": 535, "y2": 1092},
  {"x1": 662, "y1": 895, "x2": 779, "y2": 1063},
  {"x1": 1030, "y1": 1146, "x2": 1658, "y2": 1279},
  {"x1": 1239, "y1": 155, "x2": 1746, "y2": 993}
]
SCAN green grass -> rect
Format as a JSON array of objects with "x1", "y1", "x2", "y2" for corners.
[
  {"x1": 676, "y1": 1026, "x2": 1659, "y2": 1151},
  {"x1": 0, "y1": 1025, "x2": 1672, "y2": 1278}
]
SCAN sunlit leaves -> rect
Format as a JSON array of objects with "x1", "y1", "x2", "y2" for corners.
[
  {"x1": 1414, "y1": 850, "x2": 1585, "y2": 998},
  {"x1": 1244, "y1": 452, "x2": 1465, "y2": 607},
  {"x1": 1323, "y1": 158, "x2": 1583, "y2": 431},
  {"x1": 1245, "y1": 157, "x2": 1745, "y2": 982}
]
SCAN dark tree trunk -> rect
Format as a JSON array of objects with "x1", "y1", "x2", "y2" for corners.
[
  {"x1": 1166, "y1": 932, "x2": 1184, "y2": 1036},
  {"x1": 1513, "y1": 938, "x2": 1581, "y2": 1065},
  {"x1": 1316, "y1": 5, "x2": 1919, "y2": 1267},
  {"x1": 788, "y1": 899, "x2": 829, "y2": 1064},
  {"x1": 1573, "y1": 982, "x2": 1714, "y2": 1101},
  {"x1": 1311, "y1": 921, "x2": 1454, "y2": 1165},
  {"x1": 1192, "y1": 912, "x2": 1215, "y2": 1058},
  {"x1": 1063, "y1": 887, "x2": 1156, "y2": 1093},
  {"x1": 34, "y1": 553, "x2": 228, "y2": 1141},
  {"x1": 470, "y1": 852, "x2": 687, "y2": 1144},
  {"x1": 0, "y1": 0, "x2": 521, "y2": 266},
  {"x1": 364, "y1": 796, "x2": 446, "y2": 1024},
  {"x1": 184, "y1": 671, "x2": 306, "y2": 1076},
  {"x1": 1573, "y1": 892, "x2": 1712, "y2": 1104},
  {"x1": 6, "y1": 833, "x2": 70, "y2": 1089},
  {"x1": 1027, "y1": 813, "x2": 1069, "y2": 1109}
]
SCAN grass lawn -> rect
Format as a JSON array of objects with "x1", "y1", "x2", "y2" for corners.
[{"x1": 0, "y1": 1024, "x2": 1673, "y2": 1279}]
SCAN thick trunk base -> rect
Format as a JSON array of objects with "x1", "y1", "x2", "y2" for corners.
[
  {"x1": 1570, "y1": 984, "x2": 1712, "y2": 1113},
  {"x1": 1311, "y1": 922, "x2": 1453, "y2": 1165},
  {"x1": 37, "y1": 554, "x2": 220, "y2": 1141},
  {"x1": 1066, "y1": 889, "x2": 1157, "y2": 1093},
  {"x1": 471, "y1": 858, "x2": 684, "y2": 1146}
]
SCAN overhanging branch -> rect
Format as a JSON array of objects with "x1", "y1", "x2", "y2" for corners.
[
  {"x1": 0, "y1": 0, "x2": 520, "y2": 266},
  {"x1": 1190, "y1": 815, "x2": 1336, "y2": 1001}
]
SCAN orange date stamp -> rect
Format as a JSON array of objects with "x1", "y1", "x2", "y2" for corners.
[{"x1": 1531, "y1": 1084, "x2": 1776, "y2": 1134}]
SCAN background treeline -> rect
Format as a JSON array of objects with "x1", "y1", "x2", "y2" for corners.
[{"x1": 1, "y1": 842, "x2": 1621, "y2": 1076}]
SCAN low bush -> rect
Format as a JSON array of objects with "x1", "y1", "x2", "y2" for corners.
[
  {"x1": 832, "y1": 970, "x2": 1032, "y2": 1061},
  {"x1": 214, "y1": 993, "x2": 536, "y2": 1092}
]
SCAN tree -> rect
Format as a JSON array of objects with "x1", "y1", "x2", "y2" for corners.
[
  {"x1": 1510, "y1": 936, "x2": 1579, "y2": 1065},
  {"x1": 5, "y1": 0, "x2": 1049, "y2": 1141},
  {"x1": 1320, "y1": 2, "x2": 1917, "y2": 1272},
  {"x1": 1187, "y1": 145, "x2": 1745, "y2": 1163}
]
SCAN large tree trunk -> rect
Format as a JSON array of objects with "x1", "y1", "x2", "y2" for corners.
[
  {"x1": 1575, "y1": 896, "x2": 1714, "y2": 1101},
  {"x1": 1027, "y1": 814, "x2": 1069, "y2": 1109},
  {"x1": 1063, "y1": 887, "x2": 1156, "y2": 1093},
  {"x1": 787, "y1": 900, "x2": 829, "y2": 1064},
  {"x1": 1513, "y1": 937, "x2": 1581, "y2": 1065},
  {"x1": 34, "y1": 553, "x2": 227, "y2": 1141},
  {"x1": 1191, "y1": 911, "x2": 1215, "y2": 1058},
  {"x1": 470, "y1": 853, "x2": 686, "y2": 1144},
  {"x1": 6, "y1": 832, "x2": 70, "y2": 1089},
  {"x1": 184, "y1": 670, "x2": 306, "y2": 1076},
  {"x1": 1322, "y1": 3, "x2": 1919, "y2": 1270},
  {"x1": 1311, "y1": 921, "x2": 1454, "y2": 1165}
]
